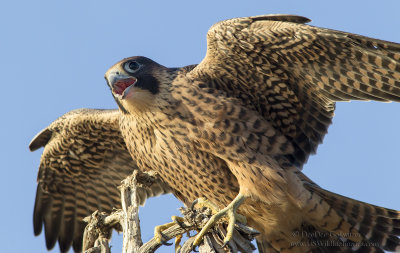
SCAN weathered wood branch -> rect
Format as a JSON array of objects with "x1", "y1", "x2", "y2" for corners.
[
  {"x1": 82, "y1": 210, "x2": 123, "y2": 253},
  {"x1": 120, "y1": 171, "x2": 144, "y2": 252},
  {"x1": 83, "y1": 171, "x2": 259, "y2": 253}
]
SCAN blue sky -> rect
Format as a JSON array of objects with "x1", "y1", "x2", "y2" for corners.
[{"x1": 1, "y1": 0, "x2": 400, "y2": 252}]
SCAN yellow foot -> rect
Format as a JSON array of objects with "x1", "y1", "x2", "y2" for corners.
[
  {"x1": 154, "y1": 216, "x2": 186, "y2": 248},
  {"x1": 192, "y1": 194, "x2": 247, "y2": 247},
  {"x1": 175, "y1": 234, "x2": 183, "y2": 253},
  {"x1": 191, "y1": 197, "x2": 247, "y2": 224}
]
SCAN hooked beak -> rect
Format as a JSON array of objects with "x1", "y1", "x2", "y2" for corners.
[{"x1": 106, "y1": 72, "x2": 137, "y2": 99}]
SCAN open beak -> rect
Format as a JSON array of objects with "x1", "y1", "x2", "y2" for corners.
[{"x1": 106, "y1": 72, "x2": 137, "y2": 99}]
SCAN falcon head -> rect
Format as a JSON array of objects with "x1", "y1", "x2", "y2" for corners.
[{"x1": 105, "y1": 56, "x2": 168, "y2": 114}]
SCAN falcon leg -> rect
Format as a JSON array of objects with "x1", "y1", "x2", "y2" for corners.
[
  {"x1": 175, "y1": 234, "x2": 183, "y2": 253},
  {"x1": 153, "y1": 215, "x2": 186, "y2": 246},
  {"x1": 154, "y1": 221, "x2": 174, "y2": 246},
  {"x1": 192, "y1": 193, "x2": 246, "y2": 247},
  {"x1": 191, "y1": 197, "x2": 219, "y2": 214}
]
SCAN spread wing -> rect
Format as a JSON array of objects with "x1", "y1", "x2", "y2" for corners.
[
  {"x1": 187, "y1": 14, "x2": 400, "y2": 167},
  {"x1": 30, "y1": 109, "x2": 170, "y2": 253}
]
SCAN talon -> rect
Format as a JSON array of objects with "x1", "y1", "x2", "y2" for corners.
[
  {"x1": 172, "y1": 215, "x2": 186, "y2": 229},
  {"x1": 175, "y1": 234, "x2": 183, "y2": 253},
  {"x1": 162, "y1": 240, "x2": 173, "y2": 246},
  {"x1": 192, "y1": 243, "x2": 199, "y2": 252},
  {"x1": 190, "y1": 199, "x2": 199, "y2": 211},
  {"x1": 221, "y1": 241, "x2": 229, "y2": 249},
  {"x1": 154, "y1": 216, "x2": 188, "y2": 249},
  {"x1": 154, "y1": 221, "x2": 176, "y2": 245},
  {"x1": 192, "y1": 193, "x2": 246, "y2": 246}
]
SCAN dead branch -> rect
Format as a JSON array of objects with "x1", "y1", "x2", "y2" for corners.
[
  {"x1": 83, "y1": 210, "x2": 122, "y2": 253},
  {"x1": 83, "y1": 171, "x2": 259, "y2": 253},
  {"x1": 120, "y1": 171, "x2": 144, "y2": 252}
]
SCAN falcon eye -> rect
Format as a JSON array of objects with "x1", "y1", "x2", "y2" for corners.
[{"x1": 125, "y1": 61, "x2": 142, "y2": 73}]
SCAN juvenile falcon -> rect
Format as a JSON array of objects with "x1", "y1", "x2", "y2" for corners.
[{"x1": 104, "y1": 14, "x2": 400, "y2": 252}]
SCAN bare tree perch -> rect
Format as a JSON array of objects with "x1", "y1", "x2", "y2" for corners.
[
  {"x1": 120, "y1": 171, "x2": 144, "y2": 252},
  {"x1": 83, "y1": 171, "x2": 259, "y2": 253},
  {"x1": 83, "y1": 210, "x2": 122, "y2": 253}
]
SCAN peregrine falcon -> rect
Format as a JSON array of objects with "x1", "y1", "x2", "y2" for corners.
[
  {"x1": 31, "y1": 14, "x2": 400, "y2": 252},
  {"x1": 104, "y1": 14, "x2": 400, "y2": 252}
]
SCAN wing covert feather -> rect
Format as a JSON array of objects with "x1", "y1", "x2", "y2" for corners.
[{"x1": 188, "y1": 14, "x2": 400, "y2": 167}]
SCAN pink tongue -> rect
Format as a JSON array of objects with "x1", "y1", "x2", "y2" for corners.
[{"x1": 113, "y1": 79, "x2": 136, "y2": 95}]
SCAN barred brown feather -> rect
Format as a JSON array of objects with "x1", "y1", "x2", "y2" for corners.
[
  {"x1": 189, "y1": 14, "x2": 400, "y2": 167},
  {"x1": 30, "y1": 109, "x2": 170, "y2": 252}
]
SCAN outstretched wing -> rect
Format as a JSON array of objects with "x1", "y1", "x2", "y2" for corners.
[
  {"x1": 187, "y1": 14, "x2": 400, "y2": 167},
  {"x1": 30, "y1": 109, "x2": 170, "y2": 253}
]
